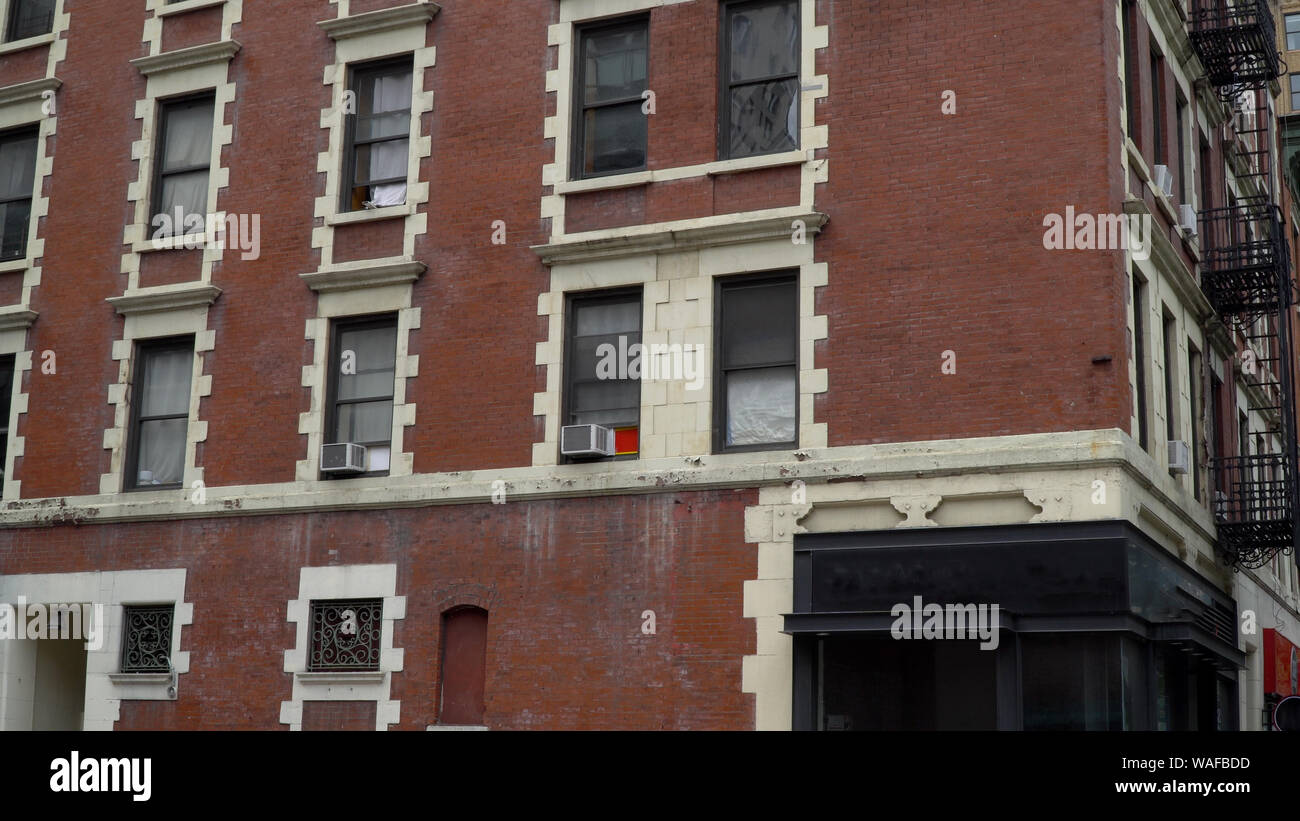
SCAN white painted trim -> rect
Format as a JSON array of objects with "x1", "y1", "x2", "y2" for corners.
[
  {"x1": 325, "y1": 203, "x2": 416, "y2": 226},
  {"x1": 107, "y1": 282, "x2": 222, "y2": 316},
  {"x1": 0, "y1": 569, "x2": 191, "y2": 731},
  {"x1": 551, "y1": 149, "x2": 808, "y2": 195},
  {"x1": 280, "y1": 564, "x2": 405, "y2": 731},
  {"x1": 155, "y1": 0, "x2": 227, "y2": 17},
  {"x1": 317, "y1": 1, "x2": 439, "y2": 40},
  {"x1": 129, "y1": 40, "x2": 241, "y2": 76},
  {"x1": 0, "y1": 32, "x2": 53, "y2": 56}
]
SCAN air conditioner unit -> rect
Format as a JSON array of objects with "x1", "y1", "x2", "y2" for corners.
[
  {"x1": 1168, "y1": 439, "x2": 1191, "y2": 474},
  {"x1": 321, "y1": 442, "x2": 367, "y2": 474},
  {"x1": 1178, "y1": 204, "x2": 1197, "y2": 235},
  {"x1": 560, "y1": 424, "x2": 616, "y2": 458},
  {"x1": 1153, "y1": 164, "x2": 1174, "y2": 197}
]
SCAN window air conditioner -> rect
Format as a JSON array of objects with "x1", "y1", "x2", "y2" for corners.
[
  {"x1": 1178, "y1": 204, "x2": 1197, "y2": 235},
  {"x1": 1153, "y1": 164, "x2": 1174, "y2": 198},
  {"x1": 321, "y1": 442, "x2": 367, "y2": 474},
  {"x1": 1168, "y1": 439, "x2": 1191, "y2": 474},
  {"x1": 560, "y1": 424, "x2": 616, "y2": 458}
]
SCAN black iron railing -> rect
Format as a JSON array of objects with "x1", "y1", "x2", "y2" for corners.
[
  {"x1": 1188, "y1": 0, "x2": 1284, "y2": 96},
  {"x1": 1199, "y1": 197, "x2": 1288, "y2": 316},
  {"x1": 1213, "y1": 454, "x2": 1295, "y2": 567}
]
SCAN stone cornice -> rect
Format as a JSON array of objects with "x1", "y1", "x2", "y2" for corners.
[
  {"x1": 107, "y1": 283, "x2": 222, "y2": 315},
  {"x1": 0, "y1": 306, "x2": 37, "y2": 331},
  {"x1": 299, "y1": 259, "x2": 426, "y2": 293},
  {"x1": 0, "y1": 76, "x2": 60, "y2": 108},
  {"x1": 130, "y1": 40, "x2": 241, "y2": 76},
  {"x1": 533, "y1": 211, "x2": 830, "y2": 266},
  {"x1": 317, "y1": 2, "x2": 440, "y2": 40}
]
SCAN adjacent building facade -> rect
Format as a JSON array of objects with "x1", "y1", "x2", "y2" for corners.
[{"x1": 0, "y1": 0, "x2": 1298, "y2": 730}]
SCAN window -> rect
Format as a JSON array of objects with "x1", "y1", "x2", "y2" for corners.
[
  {"x1": 439, "y1": 607, "x2": 488, "y2": 726},
  {"x1": 1122, "y1": 1, "x2": 1137, "y2": 140},
  {"x1": 0, "y1": 354, "x2": 12, "y2": 498},
  {"x1": 307, "y1": 599, "x2": 382, "y2": 672},
  {"x1": 342, "y1": 58, "x2": 412, "y2": 212},
  {"x1": 1162, "y1": 310, "x2": 1178, "y2": 474},
  {"x1": 1133, "y1": 276, "x2": 1149, "y2": 451},
  {"x1": 119, "y1": 605, "x2": 175, "y2": 673},
  {"x1": 1150, "y1": 47, "x2": 1165, "y2": 166},
  {"x1": 0, "y1": 126, "x2": 37, "y2": 261},
  {"x1": 572, "y1": 17, "x2": 648, "y2": 179},
  {"x1": 1188, "y1": 345, "x2": 1203, "y2": 500},
  {"x1": 1175, "y1": 95, "x2": 1187, "y2": 203},
  {"x1": 721, "y1": 0, "x2": 799, "y2": 160},
  {"x1": 1291, "y1": 75, "x2": 1300, "y2": 111},
  {"x1": 126, "y1": 337, "x2": 193, "y2": 491},
  {"x1": 326, "y1": 315, "x2": 397, "y2": 474},
  {"x1": 714, "y1": 272, "x2": 797, "y2": 452},
  {"x1": 1288, "y1": 14, "x2": 1300, "y2": 51},
  {"x1": 6, "y1": 0, "x2": 53, "y2": 42},
  {"x1": 563, "y1": 290, "x2": 642, "y2": 458},
  {"x1": 151, "y1": 94, "x2": 215, "y2": 237}
]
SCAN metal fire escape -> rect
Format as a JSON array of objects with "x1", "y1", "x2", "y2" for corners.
[{"x1": 1189, "y1": 0, "x2": 1299, "y2": 568}]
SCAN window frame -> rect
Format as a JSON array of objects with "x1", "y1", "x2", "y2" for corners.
[
  {"x1": 5, "y1": 0, "x2": 54, "y2": 43},
  {"x1": 149, "y1": 92, "x2": 217, "y2": 234},
  {"x1": 118, "y1": 603, "x2": 176, "y2": 674},
  {"x1": 340, "y1": 55, "x2": 414, "y2": 213},
  {"x1": 718, "y1": 0, "x2": 801, "y2": 162},
  {"x1": 712, "y1": 269, "x2": 799, "y2": 454},
  {"x1": 1288, "y1": 13, "x2": 1300, "y2": 52},
  {"x1": 0, "y1": 124, "x2": 38, "y2": 263},
  {"x1": 569, "y1": 14, "x2": 650, "y2": 181},
  {"x1": 306, "y1": 598, "x2": 384, "y2": 673},
  {"x1": 560, "y1": 287, "x2": 643, "y2": 463},
  {"x1": 0, "y1": 352, "x2": 12, "y2": 499},
  {"x1": 124, "y1": 335, "x2": 194, "y2": 493},
  {"x1": 323, "y1": 313, "x2": 398, "y2": 478}
]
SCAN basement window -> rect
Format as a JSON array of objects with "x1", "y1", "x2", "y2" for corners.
[
  {"x1": 308, "y1": 599, "x2": 383, "y2": 672},
  {"x1": 120, "y1": 605, "x2": 175, "y2": 673}
]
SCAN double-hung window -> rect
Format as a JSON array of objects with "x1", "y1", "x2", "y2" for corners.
[
  {"x1": 1288, "y1": 14, "x2": 1300, "y2": 52},
  {"x1": 0, "y1": 354, "x2": 12, "y2": 498},
  {"x1": 572, "y1": 17, "x2": 648, "y2": 178},
  {"x1": 6, "y1": 0, "x2": 53, "y2": 42},
  {"x1": 126, "y1": 337, "x2": 194, "y2": 490},
  {"x1": 721, "y1": 0, "x2": 800, "y2": 160},
  {"x1": 342, "y1": 58, "x2": 413, "y2": 211},
  {"x1": 564, "y1": 290, "x2": 642, "y2": 458},
  {"x1": 152, "y1": 94, "x2": 215, "y2": 238},
  {"x1": 326, "y1": 315, "x2": 397, "y2": 475},
  {"x1": 0, "y1": 126, "x2": 37, "y2": 261},
  {"x1": 714, "y1": 272, "x2": 797, "y2": 452}
]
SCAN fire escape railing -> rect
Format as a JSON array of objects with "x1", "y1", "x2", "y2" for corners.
[{"x1": 1188, "y1": 1, "x2": 1300, "y2": 569}]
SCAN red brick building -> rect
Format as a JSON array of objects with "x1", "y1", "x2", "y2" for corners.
[{"x1": 0, "y1": 0, "x2": 1297, "y2": 731}]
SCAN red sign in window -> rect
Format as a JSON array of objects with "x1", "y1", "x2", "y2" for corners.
[
  {"x1": 1264, "y1": 628, "x2": 1299, "y2": 697},
  {"x1": 614, "y1": 426, "x2": 639, "y2": 456}
]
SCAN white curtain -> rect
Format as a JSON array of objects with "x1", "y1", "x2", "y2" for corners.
[
  {"x1": 0, "y1": 134, "x2": 35, "y2": 199},
  {"x1": 140, "y1": 348, "x2": 192, "y2": 417},
  {"x1": 727, "y1": 368, "x2": 796, "y2": 446}
]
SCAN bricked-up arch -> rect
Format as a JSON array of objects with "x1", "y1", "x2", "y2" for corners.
[{"x1": 438, "y1": 605, "x2": 487, "y2": 727}]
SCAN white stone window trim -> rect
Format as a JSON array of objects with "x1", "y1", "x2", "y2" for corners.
[
  {"x1": 280, "y1": 564, "x2": 405, "y2": 731},
  {"x1": 541, "y1": 0, "x2": 828, "y2": 239},
  {"x1": 530, "y1": 219, "x2": 829, "y2": 467},
  {"x1": 156, "y1": 0, "x2": 228, "y2": 18},
  {"x1": 0, "y1": 312, "x2": 33, "y2": 501},
  {"x1": 296, "y1": 258, "x2": 423, "y2": 481},
  {"x1": 0, "y1": 569, "x2": 192, "y2": 731},
  {"x1": 0, "y1": 32, "x2": 52, "y2": 55},
  {"x1": 312, "y1": 3, "x2": 436, "y2": 269},
  {"x1": 0, "y1": 76, "x2": 58, "y2": 300},
  {"x1": 98, "y1": 304, "x2": 216, "y2": 495}
]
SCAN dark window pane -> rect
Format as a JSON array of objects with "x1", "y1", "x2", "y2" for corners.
[
  {"x1": 570, "y1": 332, "x2": 640, "y2": 382},
  {"x1": 8, "y1": 0, "x2": 54, "y2": 41},
  {"x1": 582, "y1": 26, "x2": 647, "y2": 104},
  {"x1": 139, "y1": 346, "x2": 192, "y2": 417},
  {"x1": 358, "y1": 69, "x2": 412, "y2": 117},
  {"x1": 721, "y1": 280, "x2": 796, "y2": 368},
  {"x1": 1021, "y1": 634, "x2": 1124, "y2": 731},
  {"x1": 573, "y1": 379, "x2": 640, "y2": 414},
  {"x1": 0, "y1": 132, "x2": 37, "y2": 198},
  {"x1": 334, "y1": 400, "x2": 393, "y2": 444},
  {"x1": 572, "y1": 408, "x2": 639, "y2": 427},
  {"x1": 728, "y1": 78, "x2": 799, "y2": 158},
  {"x1": 583, "y1": 103, "x2": 647, "y2": 175},
  {"x1": 161, "y1": 102, "x2": 214, "y2": 171},
  {"x1": 0, "y1": 354, "x2": 12, "y2": 497},
  {"x1": 356, "y1": 112, "x2": 410, "y2": 142},
  {"x1": 135, "y1": 418, "x2": 187, "y2": 486},
  {"x1": 337, "y1": 324, "x2": 397, "y2": 400},
  {"x1": 729, "y1": 1, "x2": 799, "y2": 83},
  {"x1": 354, "y1": 139, "x2": 409, "y2": 185},
  {"x1": 157, "y1": 170, "x2": 210, "y2": 229},
  {"x1": 566, "y1": 293, "x2": 642, "y2": 438},
  {"x1": 0, "y1": 200, "x2": 30, "y2": 260},
  {"x1": 575, "y1": 299, "x2": 641, "y2": 336},
  {"x1": 725, "y1": 366, "x2": 796, "y2": 446}
]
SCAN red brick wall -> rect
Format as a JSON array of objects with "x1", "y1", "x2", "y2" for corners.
[
  {"x1": 2, "y1": 490, "x2": 756, "y2": 730},
  {"x1": 302, "y1": 701, "x2": 377, "y2": 731},
  {"x1": 6, "y1": 0, "x2": 1139, "y2": 498}
]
